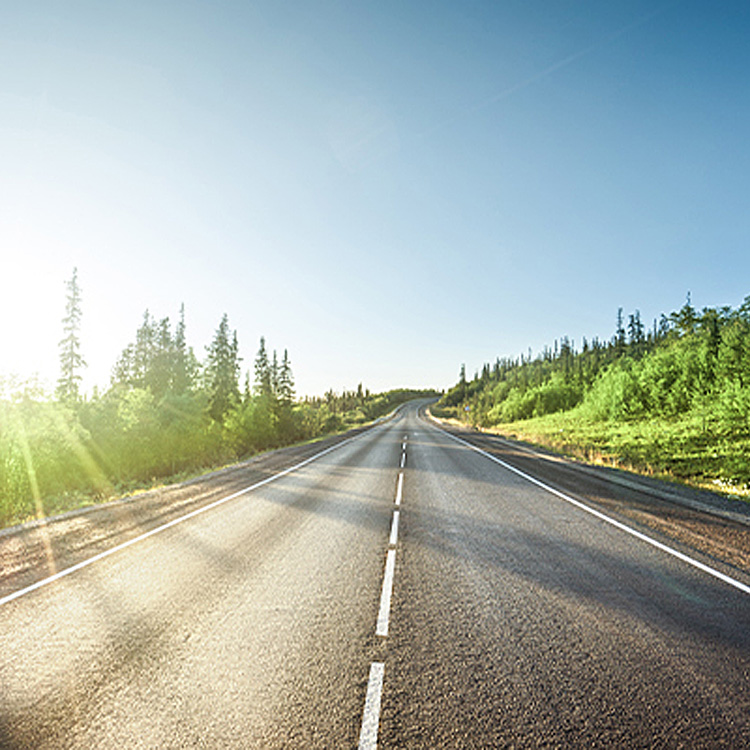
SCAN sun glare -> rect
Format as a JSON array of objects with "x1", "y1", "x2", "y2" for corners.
[{"x1": 0, "y1": 248, "x2": 76, "y2": 390}]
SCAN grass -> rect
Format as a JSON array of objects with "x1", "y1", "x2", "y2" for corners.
[{"x1": 1, "y1": 411, "x2": 392, "y2": 530}]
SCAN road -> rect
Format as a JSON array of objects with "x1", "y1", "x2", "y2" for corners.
[{"x1": 1, "y1": 402, "x2": 749, "y2": 748}]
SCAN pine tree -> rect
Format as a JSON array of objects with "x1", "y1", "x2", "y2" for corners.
[
  {"x1": 111, "y1": 343, "x2": 135, "y2": 386},
  {"x1": 254, "y1": 337, "x2": 272, "y2": 397},
  {"x1": 148, "y1": 316, "x2": 173, "y2": 398},
  {"x1": 173, "y1": 303, "x2": 190, "y2": 395},
  {"x1": 133, "y1": 310, "x2": 156, "y2": 387},
  {"x1": 628, "y1": 310, "x2": 645, "y2": 357},
  {"x1": 57, "y1": 267, "x2": 86, "y2": 403},
  {"x1": 614, "y1": 308, "x2": 627, "y2": 358},
  {"x1": 276, "y1": 349, "x2": 296, "y2": 441},
  {"x1": 278, "y1": 349, "x2": 295, "y2": 406},
  {"x1": 112, "y1": 304, "x2": 195, "y2": 396},
  {"x1": 271, "y1": 350, "x2": 280, "y2": 398},
  {"x1": 205, "y1": 314, "x2": 241, "y2": 421},
  {"x1": 671, "y1": 291, "x2": 698, "y2": 336}
]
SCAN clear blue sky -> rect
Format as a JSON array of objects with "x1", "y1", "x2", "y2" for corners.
[{"x1": 1, "y1": 1, "x2": 748, "y2": 396}]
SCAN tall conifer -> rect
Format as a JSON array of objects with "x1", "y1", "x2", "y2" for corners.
[
  {"x1": 278, "y1": 349, "x2": 295, "y2": 406},
  {"x1": 173, "y1": 303, "x2": 190, "y2": 394},
  {"x1": 254, "y1": 337, "x2": 272, "y2": 397},
  {"x1": 205, "y1": 314, "x2": 241, "y2": 421},
  {"x1": 57, "y1": 267, "x2": 86, "y2": 403}
]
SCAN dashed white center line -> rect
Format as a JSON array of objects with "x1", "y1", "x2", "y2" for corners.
[
  {"x1": 389, "y1": 510, "x2": 400, "y2": 547},
  {"x1": 358, "y1": 661, "x2": 385, "y2": 750},
  {"x1": 395, "y1": 472, "x2": 403, "y2": 506},
  {"x1": 358, "y1": 431, "x2": 409, "y2": 747},
  {"x1": 376, "y1": 549, "x2": 396, "y2": 637}
]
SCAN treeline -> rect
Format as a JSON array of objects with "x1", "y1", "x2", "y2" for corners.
[
  {"x1": 440, "y1": 295, "x2": 750, "y2": 433},
  {"x1": 0, "y1": 270, "x2": 436, "y2": 526}
]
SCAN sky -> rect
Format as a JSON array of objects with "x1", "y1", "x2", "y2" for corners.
[{"x1": 1, "y1": 0, "x2": 749, "y2": 397}]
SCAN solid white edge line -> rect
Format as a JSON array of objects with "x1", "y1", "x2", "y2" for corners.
[
  {"x1": 376, "y1": 549, "x2": 397, "y2": 637},
  {"x1": 431, "y1": 422, "x2": 750, "y2": 597},
  {"x1": 395, "y1": 473, "x2": 403, "y2": 506},
  {"x1": 0, "y1": 429, "x2": 374, "y2": 608},
  {"x1": 358, "y1": 661, "x2": 385, "y2": 750},
  {"x1": 389, "y1": 510, "x2": 400, "y2": 547}
]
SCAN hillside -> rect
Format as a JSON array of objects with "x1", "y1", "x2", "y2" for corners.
[{"x1": 435, "y1": 296, "x2": 750, "y2": 498}]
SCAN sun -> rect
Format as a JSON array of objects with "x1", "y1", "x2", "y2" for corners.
[{"x1": 0, "y1": 241, "x2": 72, "y2": 392}]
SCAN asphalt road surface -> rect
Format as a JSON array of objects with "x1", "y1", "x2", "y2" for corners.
[{"x1": 1, "y1": 402, "x2": 749, "y2": 748}]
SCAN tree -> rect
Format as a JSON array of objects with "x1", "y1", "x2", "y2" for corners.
[
  {"x1": 696, "y1": 306, "x2": 724, "y2": 398},
  {"x1": 172, "y1": 303, "x2": 191, "y2": 395},
  {"x1": 278, "y1": 349, "x2": 295, "y2": 406},
  {"x1": 254, "y1": 337, "x2": 272, "y2": 397},
  {"x1": 57, "y1": 268, "x2": 86, "y2": 403},
  {"x1": 148, "y1": 316, "x2": 174, "y2": 398},
  {"x1": 133, "y1": 310, "x2": 156, "y2": 387},
  {"x1": 276, "y1": 349, "x2": 296, "y2": 441},
  {"x1": 271, "y1": 350, "x2": 280, "y2": 398},
  {"x1": 671, "y1": 291, "x2": 698, "y2": 336},
  {"x1": 614, "y1": 307, "x2": 627, "y2": 358},
  {"x1": 111, "y1": 304, "x2": 197, "y2": 397},
  {"x1": 628, "y1": 310, "x2": 645, "y2": 357},
  {"x1": 205, "y1": 314, "x2": 241, "y2": 421}
]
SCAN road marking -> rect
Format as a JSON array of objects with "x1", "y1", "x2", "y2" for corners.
[
  {"x1": 395, "y1": 472, "x2": 403, "y2": 506},
  {"x1": 400, "y1": 452, "x2": 406, "y2": 469},
  {"x1": 389, "y1": 510, "x2": 400, "y2": 547},
  {"x1": 435, "y1": 425, "x2": 750, "y2": 597},
  {"x1": 376, "y1": 549, "x2": 397, "y2": 636},
  {"x1": 358, "y1": 662, "x2": 385, "y2": 750},
  {"x1": 0, "y1": 430, "x2": 373, "y2": 608}
]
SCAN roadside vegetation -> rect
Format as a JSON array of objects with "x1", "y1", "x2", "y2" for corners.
[
  {"x1": 0, "y1": 269, "x2": 436, "y2": 527},
  {"x1": 435, "y1": 295, "x2": 750, "y2": 498}
]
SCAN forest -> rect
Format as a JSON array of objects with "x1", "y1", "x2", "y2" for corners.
[
  {"x1": 0, "y1": 270, "x2": 435, "y2": 527},
  {"x1": 436, "y1": 295, "x2": 750, "y2": 496}
]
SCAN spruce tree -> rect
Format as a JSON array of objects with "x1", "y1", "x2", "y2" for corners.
[
  {"x1": 276, "y1": 349, "x2": 296, "y2": 441},
  {"x1": 149, "y1": 316, "x2": 173, "y2": 398},
  {"x1": 57, "y1": 267, "x2": 86, "y2": 403},
  {"x1": 205, "y1": 314, "x2": 241, "y2": 421},
  {"x1": 254, "y1": 337, "x2": 272, "y2": 397},
  {"x1": 628, "y1": 310, "x2": 645, "y2": 357},
  {"x1": 271, "y1": 350, "x2": 280, "y2": 398},
  {"x1": 111, "y1": 344, "x2": 135, "y2": 387},
  {"x1": 278, "y1": 349, "x2": 295, "y2": 406},
  {"x1": 614, "y1": 308, "x2": 627, "y2": 358},
  {"x1": 133, "y1": 310, "x2": 156, "y2": 387},
  {"x1": 173, "y1": 303, "x2": 190, "y2": 395},
  {"x1": 671, "y1": 291, "x2": 698, "y2": 336}
]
